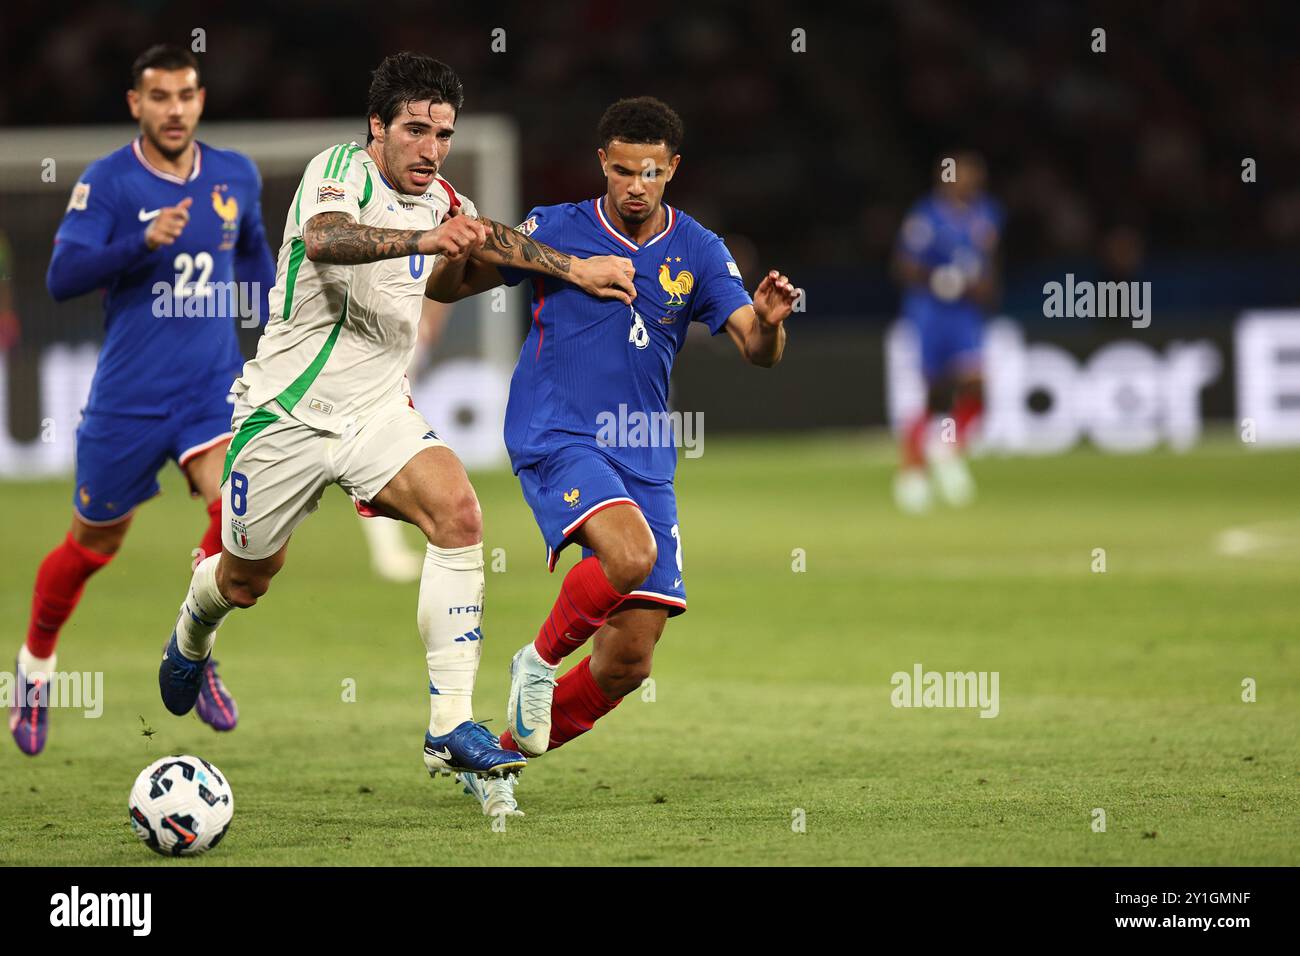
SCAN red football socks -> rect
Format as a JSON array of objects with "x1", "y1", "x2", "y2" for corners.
[
  {"x1": 533, "y1": 556, "x2": 625, "y2": 666},
  {"x1": 198, "y1": 497, "x2": 223, "y2": 562},
  {"x1": 902, "y1": 412, "x2": 929, "y2": 468},
  {"x1": 953, "y1": 392, "x2": 984, "y2": 448},
  {"x1": 500, "y1": 656, "x2": 621, "y2": 755},
  {"x1": 26, "y1": 532, "x2": 114, "y2": 658}
]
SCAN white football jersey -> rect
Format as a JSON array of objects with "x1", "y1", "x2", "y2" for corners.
[{"x1": 234, "y1": 141, "x2": 477, "y2": 433}]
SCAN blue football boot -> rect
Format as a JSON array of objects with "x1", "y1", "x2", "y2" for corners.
[
  {"x1": 159, "y1": 633, "x2": 238, "y2": 730},
  {"x1": 424, "y1": 721, "x2": 527, "y2": 779}
]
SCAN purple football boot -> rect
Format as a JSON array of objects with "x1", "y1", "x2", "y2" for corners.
[
  {"x1": 9, "y1": 659, "x2": 49, "y2": 755},
  {"x1": 195, "y1": 658, "x2": 238, "y2": 731}
]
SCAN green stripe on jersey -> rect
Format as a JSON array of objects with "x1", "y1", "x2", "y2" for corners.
[
  {"x1": 337, "y1": 145, "x2": 358, "y2": 182},
  {"x1": 281, "y1": 238, "x2": 306, "y2": 320},
  {"x1": 323, "y1": 145, "x2": 344, "y2": 181},
  {"x1": 274, "y1": 292, "x2": 348, "y2": 413},
  {"x1": 221, "y1": 406, "x2": 279, "y2": 485},
  {"x1": 359, "y1": 168, "x2": 373, "y2": 208}
]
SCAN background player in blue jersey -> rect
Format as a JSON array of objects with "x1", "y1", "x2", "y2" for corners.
[
  {"x1": 427, "y1": 96, "x2": 798, "y2": 814},
  {"x1": 891, "y1": 151, "x2": 1003, "y2": 513},
  {"x1": 12, "y1": 45, "x2": 273, "y2": 755}
]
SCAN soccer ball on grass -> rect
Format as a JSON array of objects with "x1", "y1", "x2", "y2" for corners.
[{"x1": 128, "y1": 754, "x2": 234, "y2": 856}]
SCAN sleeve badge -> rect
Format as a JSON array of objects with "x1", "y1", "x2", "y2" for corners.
[{"x1": 67, "y1": 181, "x2": 91, "y2": 212}]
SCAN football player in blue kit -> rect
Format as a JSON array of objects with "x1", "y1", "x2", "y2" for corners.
[
  {"x1": 891, "y1": 151, "x2": 1003, "y2": 513},
  {"x1": 427, "y1": 96, "x2": 798, "y2": 815},
  {"x1": 12, "y1": 45, "x2": 273, "y2": 754}
]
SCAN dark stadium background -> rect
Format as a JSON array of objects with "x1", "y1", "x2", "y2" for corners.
[
  {"x1": 2, "y1": 0, "x2": 1299, "y2": 879},
  {"x1": 2, "y1": 0, "x2": 1298, "y2": 434}
]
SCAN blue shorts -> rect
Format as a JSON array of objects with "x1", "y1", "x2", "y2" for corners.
[
  {"x1": 73, "y1": 394, "x2": 235, "y2": 525},
  {"x1": 914, "y1": 316, "x2": 984, "y2": 383},
  {"x1": 517, "y1": 443, "x2": 686, "y2": 616}
]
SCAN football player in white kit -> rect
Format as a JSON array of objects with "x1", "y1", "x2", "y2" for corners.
[{"x1": 157, "y1": 52, "x2": 637, "y2": 781}]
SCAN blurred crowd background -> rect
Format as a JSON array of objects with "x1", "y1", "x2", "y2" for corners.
[
  {"x1": 1, "y1": 0, "x2": 1297, "y2": 443},
  {"x1": 5, "y1": 0, "x2": 1299, "y2": 312}
]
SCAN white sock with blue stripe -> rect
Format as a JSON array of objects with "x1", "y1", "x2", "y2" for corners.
[
  {"x1": 176, "y1": 555, "x2": 233, "y2": 661},
  {"x1": 419, "y1": 542, "x2": 484, "y2": 737}
]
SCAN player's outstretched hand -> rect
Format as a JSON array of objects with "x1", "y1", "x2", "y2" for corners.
[
  {"x1": 573, "y1": 255, "x2": 636, "y2": 304},
  {"x1": 424, "y1": 216, "x2": 486, "y2": 260},
  {"x1": 753, "y1": 270, "x2": 799, "y2": 326},
  {"x1": 144, "y1": 197, "x2": 193, "y2": 251}
]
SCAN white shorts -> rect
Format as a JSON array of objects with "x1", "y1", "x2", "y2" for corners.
[{"x1": 220, "y1": 396, "x2": 446, "y2": 560}]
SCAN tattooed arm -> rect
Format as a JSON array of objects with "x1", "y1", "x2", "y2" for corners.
[
  {"x1": 472, "y1": 216, "x2": 575, "y2": 279},
  {"x1": 425, "y1": 215, "x2": 638, "y2": 304},
  {"x1": 302, "y1": 212, "x2": 483, "y2": 265}
]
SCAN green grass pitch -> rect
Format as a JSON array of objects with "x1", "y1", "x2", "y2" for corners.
[{"x1": 0, "y1": 433, "x2": 1296, "y2": 866}]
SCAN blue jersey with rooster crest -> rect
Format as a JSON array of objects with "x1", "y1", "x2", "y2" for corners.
[
  {"x1": 50, "y1": 137, "x2": 270, "y2": 418},
  {"x1": 499, "y1": 198, "x2": 752, "y2": 484},
  {"x1": 47, "y1": 137, "x2": 273, "y2": 523}
]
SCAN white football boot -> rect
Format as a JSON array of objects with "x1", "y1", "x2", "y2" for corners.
[
  {"x1": 893, "y1": 468, "x2": 933, "y2": 514},
  {"x1": 457, "y1": 771, "x2": 523, "y2": 818},
  {"x1": 506, "y1": 643, "x2": 558, "y2": 757},
  {"x1": 926, "y1": 437, "x2": 975, "y2": 507}
]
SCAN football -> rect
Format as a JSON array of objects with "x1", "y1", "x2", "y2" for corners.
[{"x1": 128, "y1": 755, "x2": 234, "y2": 857}]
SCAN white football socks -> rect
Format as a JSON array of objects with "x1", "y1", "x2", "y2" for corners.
[
  {"x1": 175, "y1": 554, "x2": 234, "y2": 661},
  {"x1": 419, "y1": 542, "x2": 484, "y2": 737},
  {"x1": 17, "y1": 645, "x2": 56, "y2": 683}
]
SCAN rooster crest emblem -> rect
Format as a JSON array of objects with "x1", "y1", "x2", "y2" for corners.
[
  {"x1": 563, "y1": 487, "x2": 581, "y2": 507},
  {"x1": 658, "y1": 263, "x2": 694, "y2": 306},
  {"x1": 211, "y1": 188, "x2": 239, "y2": 223}
]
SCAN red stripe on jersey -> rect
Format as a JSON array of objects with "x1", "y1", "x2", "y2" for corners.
[
  {"x1": 435, "y1": 176, "x2": 461, "y2": 210},
  {"x1": 644, "y1": 204, "x2": 676, "y2": 247},
  {"x1": 593, "y1": 198, "x2": 639, "y2": 251},
  {"x1": 532, "y1": 278, "x2": 546, "y2": 359}
]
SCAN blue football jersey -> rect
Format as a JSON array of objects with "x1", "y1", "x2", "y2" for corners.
[
  {"x1": 896, "y1": 192, "x2": 1003, "y2": 328},
  {"x1": 500, "y1": 199, "x2": 753, "y2": 483},
  {"x1": 52, "y1": 138, "x2": 268, "y2": 416}
]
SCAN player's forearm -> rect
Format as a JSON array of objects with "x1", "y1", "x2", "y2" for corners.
[
  {"x1": 46, "y1": 234, "x2": 153, "y2": 302},
  {"x1": 424, "y1": 251, "x2": 471, "y2": 303},
  {"x1": 303, "y1": 212, "x2": 426, "y2": 265},
  {"x1": 472, "y1": 216, "x2": 573, "y2": 281},
  {"x1": 746, "y1": 314, "x2": 786, "y2": 368}
]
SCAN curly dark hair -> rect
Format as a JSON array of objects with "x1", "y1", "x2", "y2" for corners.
[
  {"x1": 597, "y1": 96, "x2": 684, "y2": 153},
  {"x1": 366, "y1": 52, "x2": 464, "y2": 144},
  {"x1": 131, "y1": 44, "x2": 200, "y2": 88}
]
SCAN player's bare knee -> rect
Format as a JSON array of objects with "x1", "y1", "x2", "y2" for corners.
[
  {"x1": 602, "y1": 538, "x2": 656, "y2": 593},
  {"x1": 429, "y1": 488, "x2": 482, "y2": 548}
]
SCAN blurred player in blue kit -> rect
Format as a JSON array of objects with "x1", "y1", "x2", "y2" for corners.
[
  {"x1": 13, "y1": 45, "x2": 273, "y2": 754},
  {"x1": 892, "y1": 151, "x2": 1002, "y2": 513}
]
